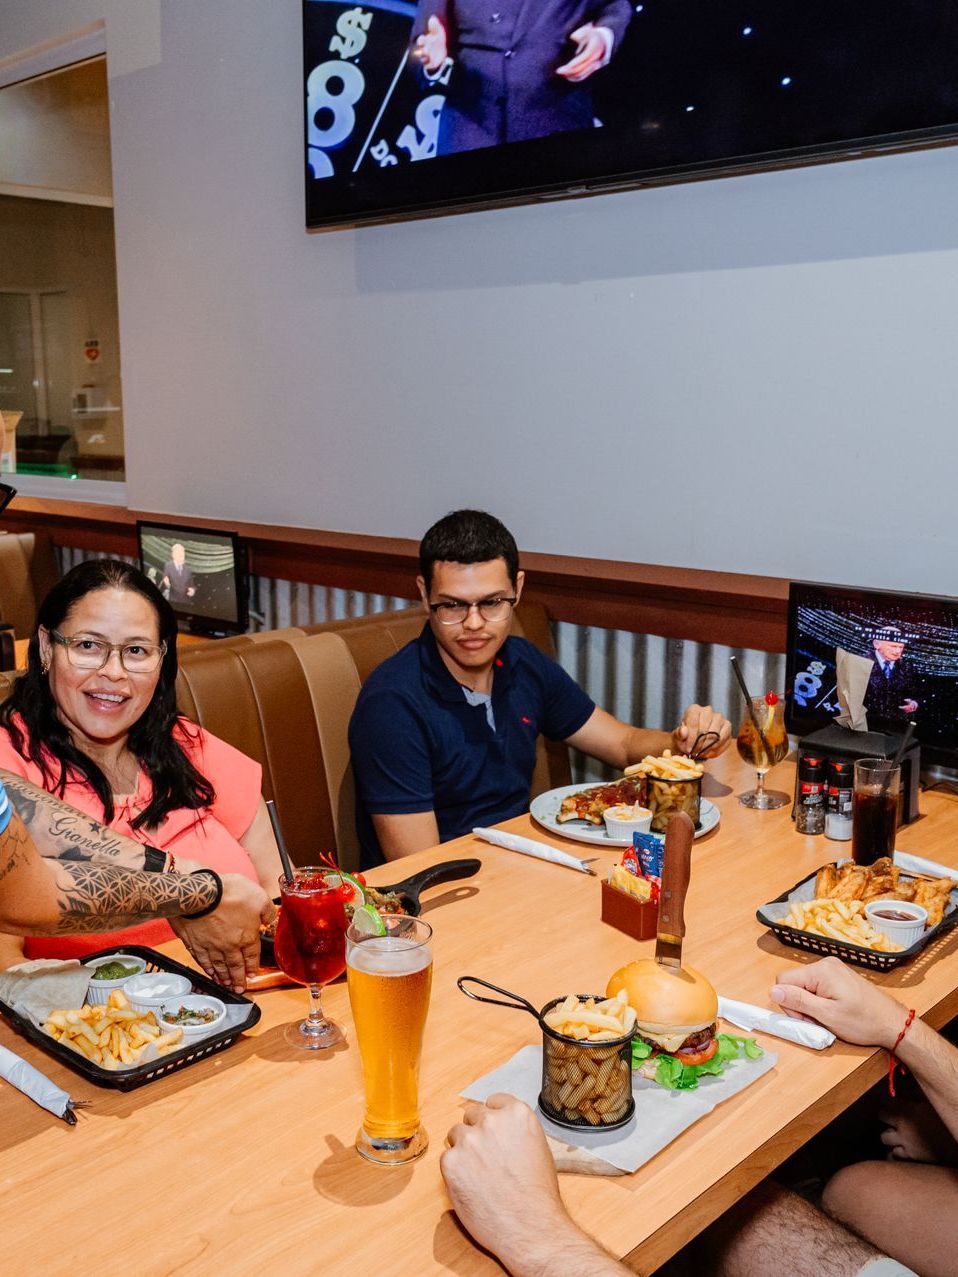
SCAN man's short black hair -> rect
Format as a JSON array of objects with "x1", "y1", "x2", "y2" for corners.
[{"x1": 419, "y1": 510, "x2": 520, "y2": 591}]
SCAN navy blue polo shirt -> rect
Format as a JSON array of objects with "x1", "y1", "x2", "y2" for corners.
[{"x1": 348, "y1": 624, "x2": 594, "y2": 868}]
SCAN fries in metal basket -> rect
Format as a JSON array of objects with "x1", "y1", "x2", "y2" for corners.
[
  {"x1": 783, "y1": 898, "x2": 902, "y2": 953},
  {"x1": 42, "y1": 988, "x2": 184, "y2": 1070},
  {"x1": 543, "y1": 989, "x2": 636, "y2": 1041}
]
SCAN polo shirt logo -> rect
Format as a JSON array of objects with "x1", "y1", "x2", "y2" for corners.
[{"x1": 521, "y1": 716, "x2": 532, "y2": 725}]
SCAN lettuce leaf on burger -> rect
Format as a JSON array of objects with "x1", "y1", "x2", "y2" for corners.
[{"x1": 607, "y1": 958, "x2": 761, "y2": 1091}]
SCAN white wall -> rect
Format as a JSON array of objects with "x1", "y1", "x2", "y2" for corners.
[{"x1": 2, "y1": 0, "x2": 956, "y2": 594}]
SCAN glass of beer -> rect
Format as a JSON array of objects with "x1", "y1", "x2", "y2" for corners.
[
  {"x1": 346, "y1": 914, "x2": 433, "y2": 1166},
  {"x1": 852, "y1": 758, "x2": 900, "y2": 865}
]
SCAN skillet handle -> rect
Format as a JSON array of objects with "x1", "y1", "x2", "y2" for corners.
[
  {"x1": 457, "y1": 976, "x2": 540, "y2": 1021},
  {"x1": 387, "y1": 857, "x2": 482, "y2": 897}
]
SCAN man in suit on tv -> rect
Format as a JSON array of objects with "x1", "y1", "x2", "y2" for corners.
[
  {"x1": 863, "y1": 625, "x2": 919, "y2": 728},
  {"x1": 411, "y1": 0, "x2": 634, "y2": 156},
  {"x1": 161, "y1": 542, "x2": 196, "y2": 604}
]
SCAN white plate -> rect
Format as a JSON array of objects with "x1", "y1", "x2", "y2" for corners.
[{"x1": 530, "y1": 784, "x2": 720, "y2": 848}]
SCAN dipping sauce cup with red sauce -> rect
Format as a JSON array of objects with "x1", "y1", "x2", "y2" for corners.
[{"x1": 864, "y1": 899, "x2": 928, "y2": 949}]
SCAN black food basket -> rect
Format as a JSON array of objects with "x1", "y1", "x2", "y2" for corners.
[
  {"x1": 0, "y1": 946, "x2": 261, "y2": 1091},
  {"x1": 757, "y1": 873, "x2": 958, "y2": 972}
]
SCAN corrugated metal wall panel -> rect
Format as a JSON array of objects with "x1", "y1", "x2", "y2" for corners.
[{"x1": 54, "y1": 548, "x2": 784, "y2": 783}]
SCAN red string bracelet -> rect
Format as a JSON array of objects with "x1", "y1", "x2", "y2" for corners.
[{"x1": 887, "y1": 1008, "x2": 916, "y2": 1097}]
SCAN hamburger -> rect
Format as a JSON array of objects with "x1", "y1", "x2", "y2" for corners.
[{"x1": 607, "y1": 958, "x2": 721, "y2": 1088}]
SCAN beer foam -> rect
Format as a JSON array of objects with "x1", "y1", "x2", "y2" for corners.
[{"x1": 348, "y1": 936, "x2": 432, "y2": 977}]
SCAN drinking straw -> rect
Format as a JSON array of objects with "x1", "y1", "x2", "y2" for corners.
[
  {"x1": 880, "y1": 722, "x2": 915, "y2": 797},
  {"x1": 266, "y1": 799, "x2": 296, "y2": 884},
  {"x1": 729, "y1": 656, "x2": 773, "y2": 760}
]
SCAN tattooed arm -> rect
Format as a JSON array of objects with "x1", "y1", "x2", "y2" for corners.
[
  {"x1": 0, "y1": 768, "x2": 172, "y2": 871},
  {"x1": 0, "y1": 787, "x2": 271, "y2": 991}
]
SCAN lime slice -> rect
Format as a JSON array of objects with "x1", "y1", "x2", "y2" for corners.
[
  {"x1": 321, "y1": 870, "x2": 366, "y2": 909},
  {"x1": 350, "y1": 903, "x2": 386, "y2": 937}
]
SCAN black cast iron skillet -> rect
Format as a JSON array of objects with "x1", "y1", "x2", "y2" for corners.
[{"x1": 260, "y1": 858, "x2": 481, "y2": 966}]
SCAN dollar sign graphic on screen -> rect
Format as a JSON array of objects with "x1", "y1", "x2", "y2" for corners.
[{"x1": 331, "y1": 7, "x2": 373, "y2": 61}]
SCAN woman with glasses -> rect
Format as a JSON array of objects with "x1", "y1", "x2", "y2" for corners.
[{"x1": 0, "y1": 559, "x2": 281, "y2": 965}]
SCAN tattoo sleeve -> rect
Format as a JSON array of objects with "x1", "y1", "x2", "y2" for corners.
[
  {"x1": 2, "y1": 771, "x2": 150, "y2": 870},
  {"x1": 0, "y1": 816, "x2": 29, "y2": 886},
  {"x1": 53, "y1": 864, "x2": 218, "y2": 934}
]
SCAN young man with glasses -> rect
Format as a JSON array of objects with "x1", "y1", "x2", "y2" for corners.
[{"x1": 348, "y1": 509, "x2": 731, "y2": 865}]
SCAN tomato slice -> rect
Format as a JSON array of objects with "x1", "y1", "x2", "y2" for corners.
[{"x1": 675, "y1": 1037, "x2": 719, "y2": 1068}]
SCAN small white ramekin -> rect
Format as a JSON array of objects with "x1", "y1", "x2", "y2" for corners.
[
  {"x1": 85, "y1": 953, "x2": 148, "y2": 1004},
  {"x1": 603, "y1": 805, "x2": 654, "y2": 839},
  {"x1": 864, "y1": 900, "x2": 928, "y2": 950},
  {"x1": 124, "y1": 971, "x2": 193, "y2": 1016},
  {"x1": 156, "y1": 994, "x2": 228, "y2": 1039}
]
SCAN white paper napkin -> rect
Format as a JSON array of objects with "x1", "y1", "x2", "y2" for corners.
[
  {"x1": 461, "y1": 1043, "x2": 776, "y2": 1174},
  {"x1": 718, "y1": 996, "x2": 835, "y2": 1050},
  {"x1": 472, "y1": 827, "x2": 594, "y2": 874},
  {"x1": 0, "y1": 1043, "x2": 79, "y2": 1124},
  {"x1": 894, "y1": 851, "x2": 958, "y2": 881}
]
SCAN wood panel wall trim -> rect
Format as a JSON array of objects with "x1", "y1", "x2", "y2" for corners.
[{"x1": 7, "y1": 497, "x2": 789, "y2": 652}]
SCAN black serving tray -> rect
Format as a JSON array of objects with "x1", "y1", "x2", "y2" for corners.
[
  {"x1": 0, "y1": 945, "x2": 261, "y2": 1091},
  {"x1": 757, "y1": 872, "x2": 958, "y2": 972}
]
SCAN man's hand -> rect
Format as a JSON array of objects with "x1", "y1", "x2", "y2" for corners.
[
  {"x1": 672, "y1": 704, "x2": 732, "y2": 758},
  {"x1": 171, "y1": 874, "x2": 274, "y2": 994},
  {"x1": 413, "y1": 15, "x2": 447, "y2": 72},
  {"x1": 555, "y1": 24, "x2": 608, "y2": 82},
  {"x1": 771, "y1": 957, "x2": 907, "y2": 1050},
  {"x1": 442, "y1": 1096, "x2": 568, "y2": 1267}
]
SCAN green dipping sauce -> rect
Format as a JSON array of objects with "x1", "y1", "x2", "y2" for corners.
[{"x1": 92, "y1": 961, "x2": 139, "y2": 982}]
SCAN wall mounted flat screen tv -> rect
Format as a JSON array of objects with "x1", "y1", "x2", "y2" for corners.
[
  {"x1": 785, "y1": 580, "x2": 958, "y2": 770},
  {"x1": 137, "y1": 521, "x2": 249, "y2": 637},
  {"x1": 304, "y1": 0, "x2": 958, "y2": 227}
]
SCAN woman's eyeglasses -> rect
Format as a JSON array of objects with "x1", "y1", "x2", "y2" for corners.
[{"x1": 49, "y1": 631, "x2": 167, "y2": 673}]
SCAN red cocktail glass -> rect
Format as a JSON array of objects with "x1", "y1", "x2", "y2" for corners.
[{"x1": 275, "y1": 869, "x2": 349, "y2": 1050}]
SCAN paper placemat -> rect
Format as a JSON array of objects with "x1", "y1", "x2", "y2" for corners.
[{"x1": 462, "y1": 1043, "x2": 776, "y2": 1174}]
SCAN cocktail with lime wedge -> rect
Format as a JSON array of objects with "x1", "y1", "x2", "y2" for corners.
[
  {"x1": 275, "y1": 868, "x2": 363, "y2": 1049},
  {"x1": 736, "y1": 693, "x2": 790, "y2": 809}
]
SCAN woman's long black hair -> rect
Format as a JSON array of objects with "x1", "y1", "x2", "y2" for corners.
[{"x1": 0, "y1": 559, "x2": 214, "y2": 830}]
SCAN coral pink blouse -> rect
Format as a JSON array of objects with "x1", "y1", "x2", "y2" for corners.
[{"x1": 0, "y1": 716, "x2": 262, "y2": 958}]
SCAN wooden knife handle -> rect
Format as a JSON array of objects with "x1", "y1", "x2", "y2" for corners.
[{"x1": 658, "y1": 812, "x2": 694, "y2": 937}]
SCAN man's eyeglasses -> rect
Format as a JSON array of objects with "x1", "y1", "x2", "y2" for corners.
[
  {"x1": 50, "y1": 630, "x2": 167, "y2": 673},
  {"x1": 428, "y1": 596, "x2": 518, "y2": 626}
]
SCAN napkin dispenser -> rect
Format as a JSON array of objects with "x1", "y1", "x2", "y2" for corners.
[{"x1": 793, "y1": 723, "x2": 920, "y2": 826}]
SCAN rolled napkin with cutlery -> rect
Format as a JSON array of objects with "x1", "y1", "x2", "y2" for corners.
[
  {"x1": 472, "y1": 828, "x2": 596, "y2": 875},
  {"x1": 718, "y1": 995, "x2": 835, "y2": 1050},
  {"x1": 0, "y1": 1043, "x2": 82, "y2": 1124}
]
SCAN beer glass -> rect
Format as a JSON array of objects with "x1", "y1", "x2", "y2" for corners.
[{"x1": 346, "y1": 915, "x2": 433, "y2": 1165}]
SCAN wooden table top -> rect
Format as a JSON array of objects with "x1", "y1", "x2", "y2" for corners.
[{"x1": 2, "y1": 751, "x2": 957, "y2": 1276}]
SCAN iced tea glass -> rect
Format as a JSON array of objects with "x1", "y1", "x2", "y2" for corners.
[
  {"x1": 852, "y1": 758, "x2": 900, "y2": 866},
  {"x1": 736, "y1": 697, "x2": 790, "y2": 809},
  {"x1": 274, "y1": 869, "x2": 349, "y2": 1050},
  {"x1": 346, "y1": 915, "x2": 433, "y2": 1165}
]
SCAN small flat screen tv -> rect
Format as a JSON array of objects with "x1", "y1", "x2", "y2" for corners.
[
  {"x1": 304, "y1": 0, "x2": 958, "y2": 228},
  {"x1": 137, "y1": 521, "x2": 249, "y2": 637},
  {"x1": 785, "y1": 580, "x2": 958, "y2": 770}
]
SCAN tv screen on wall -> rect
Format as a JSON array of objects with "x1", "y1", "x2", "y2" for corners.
[{"x1": 304, "y1": 0, "x2": 958, "y2": 228}]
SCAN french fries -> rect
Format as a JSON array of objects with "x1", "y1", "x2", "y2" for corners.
[
  {"x1": 783, "y1": 898, "x2": 903, "y2": 953},
  {"x1": 624, "y1": 751, "x2": 704, "y2": 832},
  {"x1": 542, "y1": 991, "x2": 635, "y2": 1126},
  {"x1": 543, "y1": 989, "x2": 636, "y2": 1041},
  {"x1": 42, "y1": 988, "x2": 184, "y2": 1070}
]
